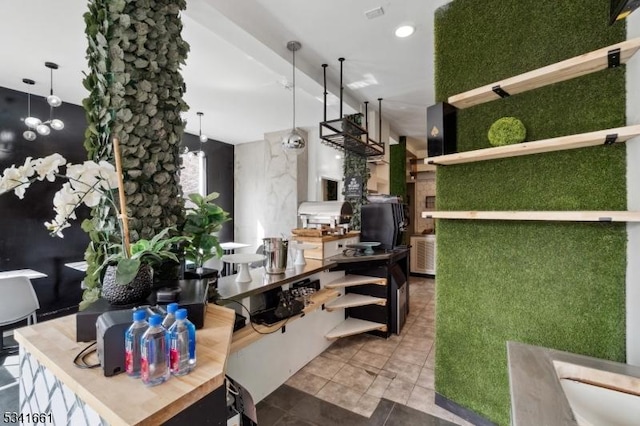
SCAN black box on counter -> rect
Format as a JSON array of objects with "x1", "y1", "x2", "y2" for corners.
[{"x1": 76, "y1": 279, "x2": 209, "y2": 342}]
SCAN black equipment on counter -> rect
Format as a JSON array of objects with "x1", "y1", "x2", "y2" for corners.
[
  {"x1": 360, "y1": 202, "x2": 409, "y2": 251},
  {"x1": 96, "y1": 309, "x2": 139, "y2": 377},
  {"x1": 76, "y1": 279, "x2": 209, "y2": 342}
]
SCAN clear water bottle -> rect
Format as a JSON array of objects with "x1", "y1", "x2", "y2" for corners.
[
  {"x1": 140, "y1": 314, "x2": 170, "y2": 386},
  {"x1": 169, "y1": 309, "x2": 195, "y2": 376},
  {"x1": 162, "y1": 303, "x2": 179, "y2": 329},
  {"x1": 124, "y1": 309, "x2": 148, "y2": 378}
]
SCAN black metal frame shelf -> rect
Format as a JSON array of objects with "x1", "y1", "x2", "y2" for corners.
[
  {"x1": 319, "y1": 117, "x2": 384, "y2": 157},
  {"x1": 320, "y1": 59, "x2": 385, "y2": 157}
]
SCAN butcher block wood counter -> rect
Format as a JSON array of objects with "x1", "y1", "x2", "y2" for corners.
[{"x1": 14, "y1": 304, "x2": 235, "y2": 426}]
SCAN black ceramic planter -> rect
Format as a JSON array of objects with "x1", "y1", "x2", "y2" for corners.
[{"x1": 101, "y1": 264, "x2": 153, "y2": 305}]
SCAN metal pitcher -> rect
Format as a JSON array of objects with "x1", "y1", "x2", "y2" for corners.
[{"x1": 262, "y1": 237, "x2": 288, "y2": 274}]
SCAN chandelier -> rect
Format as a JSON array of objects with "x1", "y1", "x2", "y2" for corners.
[{"x1": 22, "y1": 62, "x2": 64, "y2": 141}]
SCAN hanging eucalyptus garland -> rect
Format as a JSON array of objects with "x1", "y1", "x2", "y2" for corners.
[{"x1": 81, "y1": 0, "x2": 189, "y2": 304}]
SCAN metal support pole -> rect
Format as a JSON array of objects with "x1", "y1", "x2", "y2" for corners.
[
  {"x1": 339, "y1": 58, "x2": 345, "y2": 118},
  {"x1": 322, "y1": 64, "x2": 328, "y2": 121},
  {"x1": 378, "y1": 98, "x2": 383, "y2": 142},
  {"x1": 364, "y1": 101, "x2": 369, "y2": 132}
]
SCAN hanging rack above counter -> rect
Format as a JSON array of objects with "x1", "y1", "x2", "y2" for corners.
[{"x1": 319, "y1": 58, "x2": 385, "y2": 157}]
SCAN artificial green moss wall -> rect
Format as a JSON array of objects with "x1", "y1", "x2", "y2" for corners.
[
  {"x1": 434, "y1": 1, "x2": 627, "y2": 424},
  {"x1": 390, "y1": 136, "x2": 407, "y2": 200}
]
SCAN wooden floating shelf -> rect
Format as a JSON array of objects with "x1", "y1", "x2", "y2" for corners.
[
  {"x1": 325, "y1": 318, "x2": 387, "y2": 339},
  {"x1": 421, "y1": 211, "x2": 640, "y2": 222},
  {"x1": 325, "y1": 274, "x2": 387, "y2": 289},
  {"x1": 425, "y1": 124, "x2": 640, "y2": 166},
  {"x1": 325, "y1": 293, "x2": 387, "y2": 311},
  {"x1": 230, "y1": 288, "x2": 340, "y2": 353},
  {"x1": 448, "y1": 38, "x2": 640, "y2": 109}
]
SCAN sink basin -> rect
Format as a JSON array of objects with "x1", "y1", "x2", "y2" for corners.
[
  {"x1": 507, "y1": 342, "x2": 640, "y2": 426},
  {"x1": 559, "y1": 377, "x2": 640, "y2": 426}
]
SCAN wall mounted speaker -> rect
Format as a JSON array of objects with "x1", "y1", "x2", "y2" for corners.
[{"x1": 427, "y1": 102, "x2": 457, "y2": 158}]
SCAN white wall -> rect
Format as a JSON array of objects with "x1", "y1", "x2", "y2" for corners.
[
  {"x1": 627, "y1": 13, "x2": 640, "y2": 365},
  {"x1": 234, "y1": 129, "x2": 308, "y2": 251},
  {"x1": 305, "y1": 127, "x2": 344, "y2": 201}
]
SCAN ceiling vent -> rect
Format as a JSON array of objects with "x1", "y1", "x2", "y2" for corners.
[{"x1": 364, "y1": 6, "x2": 384, "y2": 20}]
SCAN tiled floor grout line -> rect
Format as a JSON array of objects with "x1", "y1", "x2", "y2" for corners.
[{"x1": 381, "y1": 401, "x2": 396, "y2": 426}]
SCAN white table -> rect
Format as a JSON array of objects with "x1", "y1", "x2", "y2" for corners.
[
  {"x1": 0, "y1": 269, "x2": 47, "y2": 279},
  {"x1": 64, "y1": 261, "x2": 88, "y2": 272},
  {"x1": 290, "y1": 243, "x2": 318, "y2": 266},
  {"x1": 220, "y1": 242, "x2": 251, "y2": 276},
  {"x1": 220, "y1": 253, "x2": 266, "y2": 283}
]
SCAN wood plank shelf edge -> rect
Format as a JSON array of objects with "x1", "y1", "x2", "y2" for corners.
[
  {"x1": 424, "y1": 124, "x2": 640, "y2": 166},
  {"x1": 421, "y1": 211, "x2": 640, "y2": 222},
  {"x1": 448, "y1": 38, "x2": 640, "y2": 109}
]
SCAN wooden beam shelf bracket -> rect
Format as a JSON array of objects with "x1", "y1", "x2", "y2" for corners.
[
  {"x1": 608, "y1": 48, "x2": 621, "y2": 68},
  {"x1": 492, "y1": 85, "x2": 511, "y2": 98},
  {"x1": 605, "y1": 133, "x2": 618, "y2": 145}
]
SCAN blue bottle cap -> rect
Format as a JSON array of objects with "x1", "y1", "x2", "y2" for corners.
[
  {"x1": 166, "y1": 303, "x2": 179, "y2": 314},
  {"x1": 175, "y1": 308, "x2": 188, "y2": 321},
  {"x1": 148, "y1": 314, "x2": 162, "y2": 327},
  {"x1": 133, "y1": 309, "x2": 146, "y2": 321}
]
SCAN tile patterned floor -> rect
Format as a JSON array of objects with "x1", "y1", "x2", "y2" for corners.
[
  {"x1": 281, "y1": 276, "x2": 473, "y2": 426},
  {"x1": 0, "y1": 334, "x2": 20, "y2": 414},
  {"x1": 258, "y1": 383, "x2": 458, "y2": 426}
]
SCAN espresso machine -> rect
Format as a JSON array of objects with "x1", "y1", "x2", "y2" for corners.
[{"x1": 360, "y1": 196, "x2": 408, "y2": 250}]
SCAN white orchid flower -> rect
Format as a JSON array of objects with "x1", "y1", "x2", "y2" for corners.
[
  {"x1": 34, "y1": 153, "x2": 66, "y2": 182},
  {"x1": 17, "y1": 156, "x2": 35, "y2": 179},
  {"x1": 1, "y1": 166, "x2": 32, "y2": 199},
  {"x1": 45, "y1": 217, "x2": 71, "y2": 238},
  {"x1": 52, "y1": 183, "x2": 81, "y2": 221},
  {"x1": 2, "y1": 154, "x2": 120, "y2": 237}
]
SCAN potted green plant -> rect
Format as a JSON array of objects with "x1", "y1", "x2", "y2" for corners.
[
  {"x1": 0, "y1": 153, "x2": 188, "y2": 308},
  {"x1": 182, "y1": 192, "x2": 230, "y2": 278},
  {"x1": 99, "y1": 227, "x2": 188, "y2": 305}
]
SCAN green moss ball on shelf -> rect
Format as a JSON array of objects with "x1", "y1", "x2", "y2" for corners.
[{"x1": 488, "y1": 117, "x2": 526, "y2": 146}]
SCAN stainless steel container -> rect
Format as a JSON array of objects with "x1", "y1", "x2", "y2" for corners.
[
  {"x1": 263, "y1": 237, "x2": 288, "y2": 274},
  {"x1": 298, "y1": 201, "x2": 353, "y2": 229}
]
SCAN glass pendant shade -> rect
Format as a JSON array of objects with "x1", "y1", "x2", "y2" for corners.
[
  {"x1": 36, "y1": 124, "x2": 51, "y2": 136},
  {"x1": 196, "y1": 111, "x2": 208, "y2": 145},
  {"x1": 23, "y1": 130, "x2": 36, "y2": 141},
  {"x1": 50, "y1": 119, "x2": 64, "y2": 131},
  {"x1": 47, "y1": 94, "x2": 62, "y2": 107},
  {"x1": 25, "y1": 116, "x2": 41, "y2": 128}
]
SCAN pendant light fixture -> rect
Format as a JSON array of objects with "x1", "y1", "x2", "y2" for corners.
[
  {"x1": 21, "y1": 62, "x2": 64, "y2": 141},
  {"x1": 22, "y1": 79, "x2": 39, "y2": 141},
  {"x1": 192, "y1": 111, "x2": 207, "y2": 157},
  {"x1": 45, "y1": 62, "x2": 64, "y2": 131},
  {"x1": 281, "y1": 41, "x2": 306, "y2": 155}
]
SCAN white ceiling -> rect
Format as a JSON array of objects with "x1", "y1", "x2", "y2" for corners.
[{"x1": 0, "y1": 0, "x2": 449, "y2": 146}]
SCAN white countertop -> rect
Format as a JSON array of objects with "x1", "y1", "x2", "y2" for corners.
[{"x1": 0, "y1": 269, "x2": 47, "y2": 279}]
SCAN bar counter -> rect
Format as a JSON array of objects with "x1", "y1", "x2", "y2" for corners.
[
  {"x1": 15, "y1": 304, "x2": 235, "y2": 426},
  {"x1": 216, "y1": 258, "x2": 335, "y2": 301}
]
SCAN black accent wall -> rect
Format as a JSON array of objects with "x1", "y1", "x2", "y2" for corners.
[{"x1": 0, "y1": 86, "x2": 234, "y2": 319}]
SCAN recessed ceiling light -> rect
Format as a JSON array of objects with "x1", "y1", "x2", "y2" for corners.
[{"x1": 395, "y1": 25, "x2": 415, "y2": 38}]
